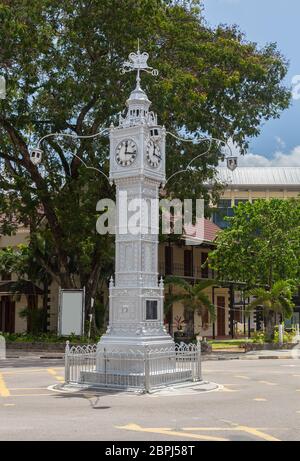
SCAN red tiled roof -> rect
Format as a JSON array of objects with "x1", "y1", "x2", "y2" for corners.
[{"x1": 183, "y1": 218, "x2": 221, "y2": 244}]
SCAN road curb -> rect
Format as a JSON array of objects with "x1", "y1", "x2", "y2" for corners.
[
  {"x1": 203, "y1": 354, "x2": 299, "y2": 361},
  {"x1": 5, "y1": 353, "x2": 299, "y2": 362}
]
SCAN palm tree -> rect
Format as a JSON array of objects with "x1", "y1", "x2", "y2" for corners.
[
  {"x1": 246, "y1": 280, "x2": 295, "y2": 341},
  {"x1": 165, "y1": 276, "x2": 216, "y2": 338}
]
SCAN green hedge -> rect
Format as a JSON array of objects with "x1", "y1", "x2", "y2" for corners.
[{"x1": 0, "y1": 332, "x2": 101, "y2": 343}]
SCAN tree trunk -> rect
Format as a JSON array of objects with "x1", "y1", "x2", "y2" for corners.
[
  {"x1": 41, "y1": 280, "x2": 49, "y2": 333},
  {"x1": 27, "y1": 294, "x2": 39, "y2": 334},
  {"x1": 265, "y1": 310, "x2": 275, "y2": 341},
  {"x1": 184, "y1": 307, "x2": 194, "y2": 339},
  {"x1": 83, "y1": 266, "x2": 109, "y2": 336}
]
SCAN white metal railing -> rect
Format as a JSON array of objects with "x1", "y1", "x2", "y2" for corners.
[
  {"x1": 64, "y1": 341, "x2": 202, "y2": 392},
  {"x1": 64, "y1": 343, "x2": 97, "y2": 384}
]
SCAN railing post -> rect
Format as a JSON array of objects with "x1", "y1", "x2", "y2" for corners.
[
  {"x1": 104, "y1": 347, "x2": 107, "y2": 386},
  {"x1": 144, "y1": 346, "x2": 150, "y2": 393},
  {"x1": 197, "y1": 340, "x2": 202, "y2": 381},
  {"x1": 64, "y1": 340, "x2": 70, "y2": 383}
]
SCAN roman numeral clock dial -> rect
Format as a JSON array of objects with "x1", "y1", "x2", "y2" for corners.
[
  {"x1": 115, "y1": 139, "x2": 137, "y2": 166},
  {"x1": 146, "y1": 139, "x2": 161, "y2": 168}
]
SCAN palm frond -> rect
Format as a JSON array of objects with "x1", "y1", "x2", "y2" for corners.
[
  {"x1": 193, "y1": 279, "x2": 215, "y2": 291},
  {"x1": 164, "y1": 276, "x2": 191, "y2": 293}
]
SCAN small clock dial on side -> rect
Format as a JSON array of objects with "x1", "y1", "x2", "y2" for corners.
[
  {"x1": 146, "y1": 140, "x2": 161, "y2": 168},
  {"x1": 115, "y1": 139, "x2": 137, "y2": 166}
]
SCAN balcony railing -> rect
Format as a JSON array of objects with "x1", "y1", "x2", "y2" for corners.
[{"x1": 159, "y1": 262, "x2": 214, "y2": 280}]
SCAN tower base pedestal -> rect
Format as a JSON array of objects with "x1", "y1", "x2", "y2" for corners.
[
  {"x1": 95, "y1": 332, "x2": 175, "y2": 374},
  {"x1": 79, "y1": 334, "x2": 201, "y2": 392},
  {"x1": 80, "y1": 369, "x2": 193, "y2": 390}
]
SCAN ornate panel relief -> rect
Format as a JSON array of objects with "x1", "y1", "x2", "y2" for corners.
[
  {"x1": 125, "y1": 243, "x2": 134, "y2": 270},
  {"x1": 142, "y1": 243, "x2": 152, "y2": 272}
]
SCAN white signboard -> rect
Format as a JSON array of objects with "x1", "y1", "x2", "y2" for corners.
[{"x1": 58, "y1": 289, "x2": 85, "y2": 336}]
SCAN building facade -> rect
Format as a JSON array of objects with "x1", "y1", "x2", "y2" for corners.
[{"x1": 1, "y1": 166, "x2": 300, "y2": 337}]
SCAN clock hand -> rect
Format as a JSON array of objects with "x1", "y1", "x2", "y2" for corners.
[
  {"x1": 124, "y1": 141, "x2": 128, "y2": 155},
  {"x1": 124, "y1": 148, "x2": 135, "y2": 156},
  {"x1": 152, "y1": 144, "x2": 161, "y2": 159}
]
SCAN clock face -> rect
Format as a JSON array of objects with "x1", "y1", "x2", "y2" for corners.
[
  {"x1": 146, "y1": 140, "x2": 161, "y2": 168},
  {"x1": 115, "y1": 139, "x2": 137, "y2": 166}
]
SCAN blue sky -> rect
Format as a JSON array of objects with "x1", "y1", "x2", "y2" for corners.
[{"x1": 204, "y1": 0, "x2": 300, "y2": 166}]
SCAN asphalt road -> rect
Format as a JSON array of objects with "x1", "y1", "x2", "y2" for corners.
[{"x1": 0, "y1": 357, "x2": 300, "y2": 441}]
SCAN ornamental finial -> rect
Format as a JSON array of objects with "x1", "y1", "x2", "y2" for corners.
[{"x1": 121, "y1": 41, "x2": 158, "y2": 88}]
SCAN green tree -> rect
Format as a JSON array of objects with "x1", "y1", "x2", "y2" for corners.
[
  {"x1": 246, "y1": 280, "x2": 296, "y2": 341},
  {"x1": 165, "y1": 276, "x2": 216, "y2": 337},
  {"x1": 0, "y1": 1, "x2": 291, "y2": 324},
  {"x1": 210, "y1": 199, "x2": 300, "y2": 338},
  {"x1": 209, "y1": 199, "x2": 300, "y2": 288}
]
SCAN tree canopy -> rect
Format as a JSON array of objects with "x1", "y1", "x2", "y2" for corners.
[
  {"x1": 0, "y1": 0, "x2": 291, "y2": 317},
  {"x1": 209, "y1": 199, "x2": 300, "y2": 289}
]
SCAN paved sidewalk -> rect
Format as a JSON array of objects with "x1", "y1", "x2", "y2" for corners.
[
  {"x1": 4, "y1": 346, "x2": 300, "y2": 362},
  {"x1": 6, "y1": 350, "x2": 65, "y2": 359},
  {"x1": 204, "y1": 348, "x2": 300, "y2": 361}
]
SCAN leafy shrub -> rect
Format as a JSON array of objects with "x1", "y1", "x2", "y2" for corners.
[
  {"x1": 252, "y1": 331, "x2": 266, "y2": 344},
  {"x1": 252, "y1": 327, "x2": 296, "y2": 345},
  {"x1": 0, "y1": 332, "x2": 100, "y2": 343},
  {"x1": 273, "y1": 326, "x2": 296, "y2": 344}
]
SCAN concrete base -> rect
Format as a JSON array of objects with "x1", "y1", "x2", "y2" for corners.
[
  {"x1": 95, "y1": 333, "x2": 175, "y2": 374},
  {"x1": 80, "y1": 369, "x2": 192, "y2": 390}
]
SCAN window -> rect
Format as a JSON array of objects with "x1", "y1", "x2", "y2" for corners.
[
  {"x1": 146, "y1": 300, "x2": 158, "y2": 320},
  {"x1": 184, "y1": 250, "x2": 193, "y2": 277},
  {"x1": 212, "y1": 200, "x2": 234, "y2": 229},
  {"x1": 165, "y1": 246, "x2": 173, "y2": 275},
  {"x1": 233, "y1": 308, "x2": 242, "y2": 323},
  {"x1": 234, "y1": 199, "x2": 248, "y2": 206},
  {"x1": 1, "y1": 271, "x2": 11, "y2": 281}
]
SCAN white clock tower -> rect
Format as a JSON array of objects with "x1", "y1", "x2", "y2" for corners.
[{"x1": 96, "y1": 48, "x2": 174, "y2": 364}]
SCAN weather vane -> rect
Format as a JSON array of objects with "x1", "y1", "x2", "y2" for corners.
[{"x1": 122, "y1": 40, "x2": 158, "y2": 86}]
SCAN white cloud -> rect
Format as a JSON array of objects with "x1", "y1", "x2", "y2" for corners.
[
  {"x1": 220, "y1": 138, "x2": 300, "y2": 167},
  {"x1": 238, "y1": 146, "x2": 300, "y2": 167}
]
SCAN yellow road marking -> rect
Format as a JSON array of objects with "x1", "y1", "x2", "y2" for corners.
[
  {"x1": 116, "y1": 423, "x2": 229, "y2": 442},
  {"x1": 118, "y1": 423, "x2": 280, "y2": 442},
  {"x1": 0, "y1": 373, "x2": 10, "y2": 397},
  {"x1": 259, "y1": 381, "x2": 277, "y2": 386},
  {"x1": 4, "y1": 403, "x2": 15, "y2": 407},
  {"x1": 47, "y1": 368, "x2": 64, "y2": 383},
  {"x1": 236, "y1": 426, "x2": 279, "y2": 442},
  {"x1": 183, "y1": 426, "x2": 280, "y2": 441},
  {"x1": 221, "y1": 386, "x2": 239, "y2": 392},
  {"x1": 1, "y1": 369, "x2": 57, "y2": 375},
  {"x1": 235, "y1": 375, "x2": 250, "y2": 380},
  {"x1": 183, "y1": 427, "x2": 239, "y2": 431}
]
